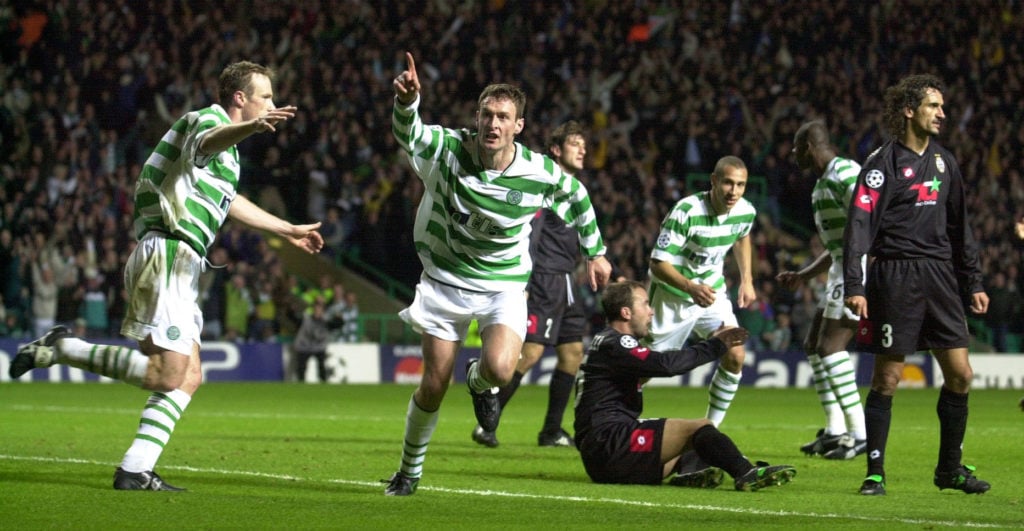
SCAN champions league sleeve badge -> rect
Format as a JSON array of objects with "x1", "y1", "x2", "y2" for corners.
[{"x1": 865, "y1": 169, "x2": 884, "y2": 189}]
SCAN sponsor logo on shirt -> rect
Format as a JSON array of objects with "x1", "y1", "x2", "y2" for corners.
[
  {"x1": 910, "y1": 176, "x2": 941, "y2": 206},
  {"x1": 854, "y1": 184, "x2": 879, "y2": 213}
]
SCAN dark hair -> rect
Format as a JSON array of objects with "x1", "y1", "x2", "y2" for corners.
[
  {"x1": 601, "y1": 280, "x2": 645, "y2": 322},
  {"x1": 549, "y1": 120, "x2": 586, "y2": 152},
  {"x1": 882, "y1": 74, "x2": 944, "y2": 138},
  {"x1": 794, "y1": 120, "x2": 829, "y2": 148},
  {"x1": 218, "y1": 61, "x2": 275, "y2": 108},
  {"x1": 478, "y1": 83, "x2": 526, "y2": 119}
]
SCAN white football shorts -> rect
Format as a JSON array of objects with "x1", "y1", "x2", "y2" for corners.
[
  {"x1": 819, "y1": 258, "x2": 862, "y2": 321},
  {"x1": 400, "y1": 273, "x2": 527, "y2": 342},
  {"x1": 121, "y1": 232, "x2": 203, "y2": 354},
  {"x1": 647, "y1": 286, "x2": 738, "y2": 351}
]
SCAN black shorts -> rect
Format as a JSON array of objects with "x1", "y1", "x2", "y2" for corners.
[
  {"x1": 525, "y1": 271, "x2": 587, "y2": 346},
  {"x1": 856, "y1": 258, "x2": 970, "y2": 354},
  {"x1": 578, "y1": 418, "x2": 666, "y2": 484}
]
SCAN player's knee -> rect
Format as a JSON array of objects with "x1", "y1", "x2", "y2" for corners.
[
  {"x1": 942, "y1": 368, "x2": 973, "y2": 392},
  {"x1": 485, "y1": 364, "x2": 515, "y2": 386},
  {"x1": 720, "y1": 347, "x2": 745, "y2": 372},
  {"x1": 871, "y1": 372, "x2": 901, "y2": 394}
]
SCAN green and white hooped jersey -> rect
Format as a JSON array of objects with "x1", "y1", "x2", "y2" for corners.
[
  {"x1": 392, "y1": 96, "x2": 606, "y2": 292},
  {"x1": 812, "y1": 156, "x2": 860, "y2": 263},
  {"x1": 650, "y1": 191, "x2": 755, "y2": 301},
  {"x1": 133, "y1": 104, "x2": 238, "y2": 257}
]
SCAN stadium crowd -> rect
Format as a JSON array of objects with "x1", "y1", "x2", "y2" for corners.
[{"x1": 1, "y1": 0, "x2": 1022, "y2": 350}]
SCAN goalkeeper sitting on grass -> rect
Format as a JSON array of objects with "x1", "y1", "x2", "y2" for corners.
[{"x1": 574, "y1": 280, "x2": 796, "y2": 491}]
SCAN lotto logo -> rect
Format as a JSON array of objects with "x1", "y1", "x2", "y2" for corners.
[
  {"x1": 630, "y1": 428, "x2": 655, "y2": 453},
  {"x1": 854, "y1": 185, "x2": 879, "y2": 213}
]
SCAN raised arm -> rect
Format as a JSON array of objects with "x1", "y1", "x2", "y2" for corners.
[{"x1": 393, "y1": 52, "x2": 421, "y2": 106}]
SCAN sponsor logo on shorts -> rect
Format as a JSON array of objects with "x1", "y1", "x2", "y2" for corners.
[
  {"x1": 857, "y1": 319, "x2": 873, "y2": 345},
  {"x1": 630, "y1": 428, "x2": 655, "y2": 453}
]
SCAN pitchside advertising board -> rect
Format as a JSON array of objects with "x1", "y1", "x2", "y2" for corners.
[{"x1": 2, "y1": 338, "x2": 1024, "y2": 388}]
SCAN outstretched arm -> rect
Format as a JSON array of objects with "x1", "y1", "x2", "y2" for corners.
[
  {"x1": 776, "y1": 251, "x2": 832, "y2": 290},
  {"x1": 199, "y1": 106, "x2": 297, "y2": 156},
  {"x1": 228, "y1": 195, "x2": 324, "y2": 254}
]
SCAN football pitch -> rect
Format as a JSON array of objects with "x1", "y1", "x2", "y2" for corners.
[{"x1": 1, "y1": 382, "x2": 1021, "y2": 529}]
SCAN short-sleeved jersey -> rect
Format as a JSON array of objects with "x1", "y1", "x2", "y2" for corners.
[
  {"x1": 573, "y1": 327, "x2": 725, "y2": 445},
  {"x1": 649, "y1": 192, "x2": 755, "y2": 301},
  {"x1": 843, "y1": 139, "x2": 982, "y2": 298},
  {"x1": 392, "y1": 96, "x2": 605, "y2": 292},
  {"x1": 813, "y1": 157, "x2": 860, "y2": 263},
  {"x1": 133, "y1": 104, "x2": 237, "y2": 257}
]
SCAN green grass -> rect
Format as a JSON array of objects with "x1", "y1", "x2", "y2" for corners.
[{"x1": 1, "y1": 383, "x2": 1022, "y2": 529}]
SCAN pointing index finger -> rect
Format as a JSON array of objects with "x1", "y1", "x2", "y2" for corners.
[{"x1": 406, "y1": 52, "x2": 417, "y2": 77}]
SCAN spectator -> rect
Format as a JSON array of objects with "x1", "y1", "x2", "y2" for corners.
[
  {"x1": 985, "y1": 271, "x2": 1016, "y2": 353},
  {"x1": 224, "y1": 272, "x2": 254, "y2": 342},
  {"x1": 29, "y1": 259, "x2": 58, "y2": 338},
  {"x1": 293, "y1": 298, "x2": 330, "y2": 383},
  {"x1": 763, "y1": 312, "x2": 793, "y2": 352}
]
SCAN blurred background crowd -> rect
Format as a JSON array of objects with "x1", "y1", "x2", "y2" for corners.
[{"x1": 1, "y1": 0, "x2": 1022, "y2": 351}]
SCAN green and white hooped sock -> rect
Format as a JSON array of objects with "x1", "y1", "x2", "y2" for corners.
[
  {"x1": 823, "y1": 351, "x2": 866, "y2": 440},
  {"x1": 707, "y1": 366, "x2": 741, "y2": 427},
  {"x1": 56, "y1": 337, "x2": 149, "y2": 387},
  {"x1": 120, "y1": 389, "x2": 192, "y2": 473},
  {"x1": 810, "y1": 353, "x2": 846, "y2": 435},
  {"x1": 398, "y1": 396, "x2": 439, "y2": 479}
]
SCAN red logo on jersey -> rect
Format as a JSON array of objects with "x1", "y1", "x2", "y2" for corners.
[
  {"x1": 910, "y1": 177, "x2": 941, "y2": 203},
  {"x1": 857, "y1": 319, "x2": 873, "y2": 346},
  {"x1": 901, "y1": 167, "x2": 914, "y2": 179},
  {"x1": 630, "y1": 428, "x2": 655, "y2": 453},
  {"x1": 630, "y1": 346, "x2": 650, "y2": 360},
  {"x1": 854, "y1": 184, "x2": 879, "y2": 213}
]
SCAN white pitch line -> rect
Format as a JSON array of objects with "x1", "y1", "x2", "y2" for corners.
[{"x1": 0, "y1": 454, "x2": 1015, "y2": 529}]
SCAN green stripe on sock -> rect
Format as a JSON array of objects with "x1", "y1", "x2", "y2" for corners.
[
  {"x1": 135, "y1": 433, "x2": 166, "y2": 448},
  {"x1": 140, "y1": 417, "x2": 173, "y2": 436}
]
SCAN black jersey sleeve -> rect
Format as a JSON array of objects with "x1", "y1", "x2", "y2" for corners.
[
  {"x1": 590, "y1": 329, "x2": 726, "y2": 378},
  {"x1": 843, "y1": 141, "x2": 895, "y2": 297},
  {"x1": 943, "y1": 152, "x2": 984, "y2": 297}
]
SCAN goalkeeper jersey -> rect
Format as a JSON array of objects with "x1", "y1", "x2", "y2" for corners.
[
  {"x1": 133, "y1": 104, "x2": 238, "y2": 257},
  {"x1": 392, "y1": 96, "x2": 606, "y2": 292}
]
